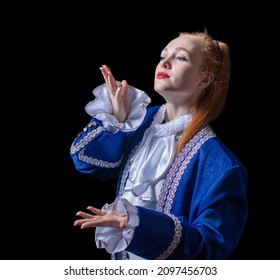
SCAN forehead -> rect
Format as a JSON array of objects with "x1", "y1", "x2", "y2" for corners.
[{"x1": 165, "y1": 35, "x2": 201, "y2": 54}]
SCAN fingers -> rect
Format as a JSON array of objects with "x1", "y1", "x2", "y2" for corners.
[
  {"x1": 115, "y1": 80, "x2": 128, "y2": 98},
  {"x1": 99, "y1": 66, "x2": 109, "y2": 84},
  {"x1": 74, "y1": 206, "x2": 106, "y2": 228},
  {"x1": 121, "y1": 80, "x2": 128, "y2": 96},
  {"x1": 75, "y1": 206, "x2": 106, "y2": 217},
  {"x1": 115, "y1": 83, "x2": 123, "y2": 98},
  {"x1": 108, "y1": 72, "x2": 117, "y2": 93},
  {"x1": 75, "y1": 211, "x2": 94, "y2": 219},
  {"x1": 74, "y1": 208, "x2": 128, "y2": 229},
  {"x1": 87, "y1": 206, "x2": 106, "y2": 216},
  {"x1": 74, "y1": 217, "x2": 102, "y2": 229},
  {"x1": 74, "y1": 218, "x2": 92, "y2": 227},
  {"x1": 99, "y1": 65, "x2": 129, "y2": 99},
  {"x1": 102, "y1": 64, "x2": 111, "y2": 73},
  {"x1": 99, "y1": 65, "x2": 117, "y2": 94}
]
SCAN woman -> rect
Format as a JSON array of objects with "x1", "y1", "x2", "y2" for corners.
[{"x1": 71, "y1": 31, "x2": 248, "y2": 260}]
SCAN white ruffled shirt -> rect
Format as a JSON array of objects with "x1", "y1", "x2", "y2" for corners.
[{"x1": 85, "y1": 84, "x2": 192, "y2": 259}]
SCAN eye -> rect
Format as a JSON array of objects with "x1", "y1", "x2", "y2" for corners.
[
  {"x1": 176, "y1": 56, "x2": 187, "y2": 61},
  {"x1": 160, "y1": 56, "x2": 166, "y2": 61}
]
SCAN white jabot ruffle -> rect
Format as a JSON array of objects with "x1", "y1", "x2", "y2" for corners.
[
  {"x1": 121, "y1": 104, "x2": 193, "y2": 207},
  {"x1": 95, "y1": 197, "x2": 139, "y2": 254},
  {"x1": 85, "y1": 83, "x2": 151, "y2": 133}
]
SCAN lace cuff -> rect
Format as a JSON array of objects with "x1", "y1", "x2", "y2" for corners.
[
  {"x1": 85, "y1": 83, "x2": 151, "y2": 133},
  {"x1": 95, "y1": 197, "x2": 139, "y2": 254}
]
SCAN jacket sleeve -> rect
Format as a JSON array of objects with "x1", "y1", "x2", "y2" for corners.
[
  {"x1": 126, "y1": 164, "x2": 248, "y2": 259},
  {"x1": 70, "y1": 83, "x2": 151, "y2": 180},
  {"x1": 70, "y1": 118, "x2": 128, "y2": 180}
]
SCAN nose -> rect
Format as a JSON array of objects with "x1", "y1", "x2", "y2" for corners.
[{"x1": 160, "y1": 58, "x2": 171, "y2": 69}]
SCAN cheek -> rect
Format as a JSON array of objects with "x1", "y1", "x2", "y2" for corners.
[
  {"x1": 175, "y1": 71, "x2": 191, "y2": 86},
  {"x1": 181, "y1": 69, "x2": 200, "y2": 84},
  {"x1": 178, "y1": 74, "x2": 200, "y2": 92}
]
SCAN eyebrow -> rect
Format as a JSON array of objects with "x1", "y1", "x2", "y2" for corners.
[{"x1": 162, "y1": 47, "x2": 191, "y2": 56}]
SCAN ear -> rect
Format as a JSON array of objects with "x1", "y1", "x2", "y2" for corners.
[{"x1": 198, "y1": 73, "x2": 214, "y2": 89}]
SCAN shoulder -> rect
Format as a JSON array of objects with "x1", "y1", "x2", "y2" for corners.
[
  {"x1": 201, "y1": 136, "x2": 244, "y2": 167},
  {"x1": 182, "y1": 126, "x2": 246, "y2": 174},
  {"x1": 195, "y1": 135, "x2": 248, "y2": 185},
  {"x1": 190, "y1": 135, "x2": 248, "y2": 190}
]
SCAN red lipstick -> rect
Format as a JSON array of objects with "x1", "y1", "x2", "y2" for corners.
[{"x1": 157, "y1": 72, "x2": 170, "y2": 79}]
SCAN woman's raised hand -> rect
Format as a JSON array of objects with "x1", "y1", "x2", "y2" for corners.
[{"x1": 99, "y1": 65, "x2": 130, "y2": 123}]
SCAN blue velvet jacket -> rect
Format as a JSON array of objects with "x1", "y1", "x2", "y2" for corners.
[{"x1": 70, "y1": 105, "x2": 248, "y2": 259}]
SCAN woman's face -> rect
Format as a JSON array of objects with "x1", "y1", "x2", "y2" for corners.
[{"x1": 154, "y1": 35, "x2": 204, "y2": 105}]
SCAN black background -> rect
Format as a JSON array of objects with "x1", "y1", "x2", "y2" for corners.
[{"x1": 2, "y1": 6, "x2": 278, "y2": 260}]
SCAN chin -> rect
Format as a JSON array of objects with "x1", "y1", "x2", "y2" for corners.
[{"x1": 154, "y1": 84, "x2": 166, "y2": 92}]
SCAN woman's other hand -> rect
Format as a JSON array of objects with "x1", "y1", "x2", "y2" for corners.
[{"x1": 74, "y1": 206, "x2": 127, "y2": 229}]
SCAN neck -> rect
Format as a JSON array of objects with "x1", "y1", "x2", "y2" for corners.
[{"x1": 165, "y1": 103, "x2": 193, "y2": 122}]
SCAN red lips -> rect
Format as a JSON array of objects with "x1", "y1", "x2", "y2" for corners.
[{"x1": 157, "y1": 72, "x2": 170, "y2": 79}]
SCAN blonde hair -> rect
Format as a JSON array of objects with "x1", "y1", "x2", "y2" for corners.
[{"x1": 175, "y1": 31, "x2": 231, "y2": 156}]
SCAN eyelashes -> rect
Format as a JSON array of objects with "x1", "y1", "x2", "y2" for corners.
[
  {"x1": 176, "y1": 56, "x2": 187, "y2": 61},
  {"x1": 159, "y1": 56, "x2": 188, "y2": 61}
]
